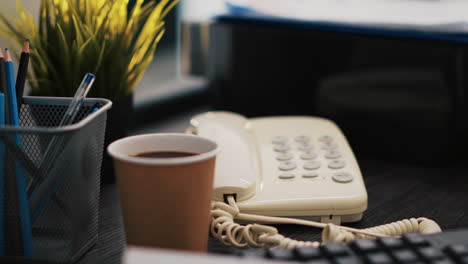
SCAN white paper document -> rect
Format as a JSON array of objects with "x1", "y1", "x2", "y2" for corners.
[{"x1": 226, "y1": 0, "x2": 468, "y2": 33}]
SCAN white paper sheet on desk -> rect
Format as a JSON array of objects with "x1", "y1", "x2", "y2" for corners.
[{"x1": 226, "y1": 0, "x2": 468, "y2": 34}]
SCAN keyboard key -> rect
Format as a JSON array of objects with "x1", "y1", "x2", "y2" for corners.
[
  {"x1": 393, "y1": 249, "x2": 420, "y2": 263},
  {"x1": 295, "y1": 247, "x2": 323, "y2": 260},
  {"x1": 366, "y1": 252, "x2": 394, "y2": 264},
  {"x1": 352, "y1": 239, "x2": 380, "y2": 252},
  {"x1": 445, "y1": 244, "x2": 468, "y2": 258},
  {"x1": 418, "y1": 247, "x2": 445, "y2": 260},
  {"x1": 403, "y1": 233, "x2": 430, "y2": 247},
  {"x1": 432, "y1": 258, "x2": 456, "y2": 264},
  {"x1": 378, "y1": 237, "x2": 405, "y2": 249},
  {"x1": 322, "y1": 243, "x2": 349, "y2": 256},
  {"x1": 246, "y1": 228, "x2": 468, "y2": 264},
  {"x1": 266, "y1": 248, "x2": 295, "y2": 260},
  {"x1": 334, "y1": 256, "x2": 362, "y2": 264},
  {"x1": 461, "y1": 256, "x2": 468, "y2": 263},
  {"x1": 308, "y1": 259, "x2": 333, "y2": 264}
]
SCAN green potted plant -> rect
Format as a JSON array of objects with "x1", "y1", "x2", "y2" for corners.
[{"x1": 0, "y1": 0, "x2": 179, "y2": 182}]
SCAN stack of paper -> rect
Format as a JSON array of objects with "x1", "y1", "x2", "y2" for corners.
[{"x1": 226, "y1": 0, "x2": 468, "y2": 34}]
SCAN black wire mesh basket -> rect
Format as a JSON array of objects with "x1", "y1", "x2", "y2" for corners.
[{"x1": 0, "y1": 96, "x2": 112, "y2": 263}]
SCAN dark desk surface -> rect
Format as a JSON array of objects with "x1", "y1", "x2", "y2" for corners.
[{"x1": 86, "y1": 109, "x2": 468, "y2": 263}]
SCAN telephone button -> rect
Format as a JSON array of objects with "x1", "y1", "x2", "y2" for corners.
[
  {"x1": 319, "y1": 135, "x2": 334, "y2": 142},
  {"x1": 332, "y1": 172, "x2": 353, "y2": 183},
  {"x1": 272, "y1": 136, "x2": 288, "y2": 144},
  {"x1": 295, "y1": 135, "x2": 310, "y2": 143},
  {"x1": 298, "y1": 143, "x2": 313, "y2": 151},
  {"x1": 279, "y1": 161, "x2": 297, "y2": 171},
  {"x1": 301, "y1": 152, "x2": 317, "y2": 160},
  {"x1": 277, "y1": 153, "x2": 293, "y2": 161},
  {"x1": 274, "y1": 144, "x2": 290, "y2": 152},
  {"x1": 304, "y1": 161, "x2": 321, "y2": 170},
  {"x1": 279, "y1": 173, "x2": 295, "y2": 179},
  {"x1": 302, "y1": 172, "x2": 319, "y2": 178},
  {"x1": 321, "y1": 143, "x2": 338, "y2": 150},
  {"x1": 329, "y1": 160, "x2": 346, "y2": 169},
  {"x1": 325, "y1": 151, "x2": 341, "y2": 159}
]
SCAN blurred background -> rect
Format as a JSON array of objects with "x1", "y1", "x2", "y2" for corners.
[
  {"x1": 2, "y1": 0, "x2": 468, "y2": 163},
  {"x1": 0, "y1": 0, "x2": 217, "y2": 106}
]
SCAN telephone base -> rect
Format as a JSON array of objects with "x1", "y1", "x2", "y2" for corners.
[
  {"x1": 238, "y1": 213, "x2": 363, "y2": 225},
  {"x1": 318, "y1": 213, "x2": 363, "y2": 224},
  {"x1": 190, "y1": 112, "x2": 368, "y2": 226}
]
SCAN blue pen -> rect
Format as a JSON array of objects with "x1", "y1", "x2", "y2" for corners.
[
  {"x1": 4, "y1": 49, "x2": 32, "y2": 257},
  {"x1": 30, "y1": 73, "x2": 96, "y2": 220},
  {"x1": 0, "y1": 93, "x2": 5, "y2": 256}
]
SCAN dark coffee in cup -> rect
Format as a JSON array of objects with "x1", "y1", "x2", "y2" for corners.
[{"x1": 132, "y1": 151, "x2": 198, "y2": 158}]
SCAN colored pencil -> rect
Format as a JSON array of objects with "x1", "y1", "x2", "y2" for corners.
[
  {"x1": 0, "y1": 49, "x2": 8, "y2": 125},
  {"x1": 0, "y1": 92, "x2": 5, "y2": 256},
  {"x1": 0, "y1": 49, "x2": 3, "y2": 256},
  {"x1": 0, "y1": 49, "x2": 5, "y2": 94},
  {"x1": 16, "y1": 40, "x2": 29, "y2": 111},
  {"x1": 4, "y1": 49, "x2": 32, "y2": 257}
]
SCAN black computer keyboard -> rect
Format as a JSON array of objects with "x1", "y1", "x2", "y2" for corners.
[{"x1": 243, "y1": 228, "x2": 468, "y2": 263}]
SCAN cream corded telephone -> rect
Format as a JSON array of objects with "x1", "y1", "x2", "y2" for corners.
[{"x1": 188, "y1": 111, "x2": 442, "y2": 249}]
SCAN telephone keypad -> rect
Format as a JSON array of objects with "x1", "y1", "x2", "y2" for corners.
[
  {"x1": 272, "y1": 136, "x2": 288, "y2": 144},
  {"x1": 279, "y1": 161, "x2": 297, "y2": 171},
  {"x1": 304, "y1": 161, "x2": 321, "y2": 170},
  {"x1": 329, "y1": 160, "x2": 346, "y2": 169},
  {"x1": 277, "y1": 153, "x2": 293, "y2": 161},
  {"x1": 273, "y1": 134, "x2": 352, "y2": 183},
  {"x1": 325, "y1": 150, "x2": 341, "y2": 159},
  {"x1": 274, "y1": 144, "x2": 290, "y2": 152},
  {"x1": 300, "y1": 152, "x2": 317, "y2": 160}
]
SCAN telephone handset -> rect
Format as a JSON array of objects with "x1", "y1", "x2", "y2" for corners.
[
  {"x1": 189, "y1": 111, "x2": 442, "y2": 248},
  {"x1": 189, "y1": 111, "x2": 367, "y2": 224},
  {"x1": 189, "y1": 112, "x2": 259, "y2": 202}
]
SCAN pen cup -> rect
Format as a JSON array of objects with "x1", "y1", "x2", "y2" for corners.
[
  {"x1": 107, "y1": 133, "x2": 219, "y2": 252},
  {"x1": 0, "y1": 96, "x2": 111, "y2": 263}
]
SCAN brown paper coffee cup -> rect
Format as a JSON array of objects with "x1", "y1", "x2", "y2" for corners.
[{"x1": 107, "y1": 133, "x2": 219, "y2": 252}]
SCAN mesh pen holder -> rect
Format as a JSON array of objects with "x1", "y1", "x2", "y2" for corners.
[{"x1": 0, "y1": 96, "x2": 112, "y2": 263}]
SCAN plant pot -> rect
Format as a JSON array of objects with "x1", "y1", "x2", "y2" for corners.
[{"x1": 101, "y1": 93, "x2": 133, "y2": 184}]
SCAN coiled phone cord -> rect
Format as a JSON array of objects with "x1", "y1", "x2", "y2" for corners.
[{"x1": 211, "y1": 195, "x2": 442, "y2": 249}]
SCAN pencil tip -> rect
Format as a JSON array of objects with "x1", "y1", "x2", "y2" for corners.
[
  {"x1": 4, "y1": 49, "x2": 11, "y2": 61},
  {"x1": 23, "y1": 40, "x2": 30, "y2": 53}
]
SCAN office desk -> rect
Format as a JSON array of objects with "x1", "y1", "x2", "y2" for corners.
[{"x1": 85, "y1": 109, "x2": 468, "y2": 263}]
